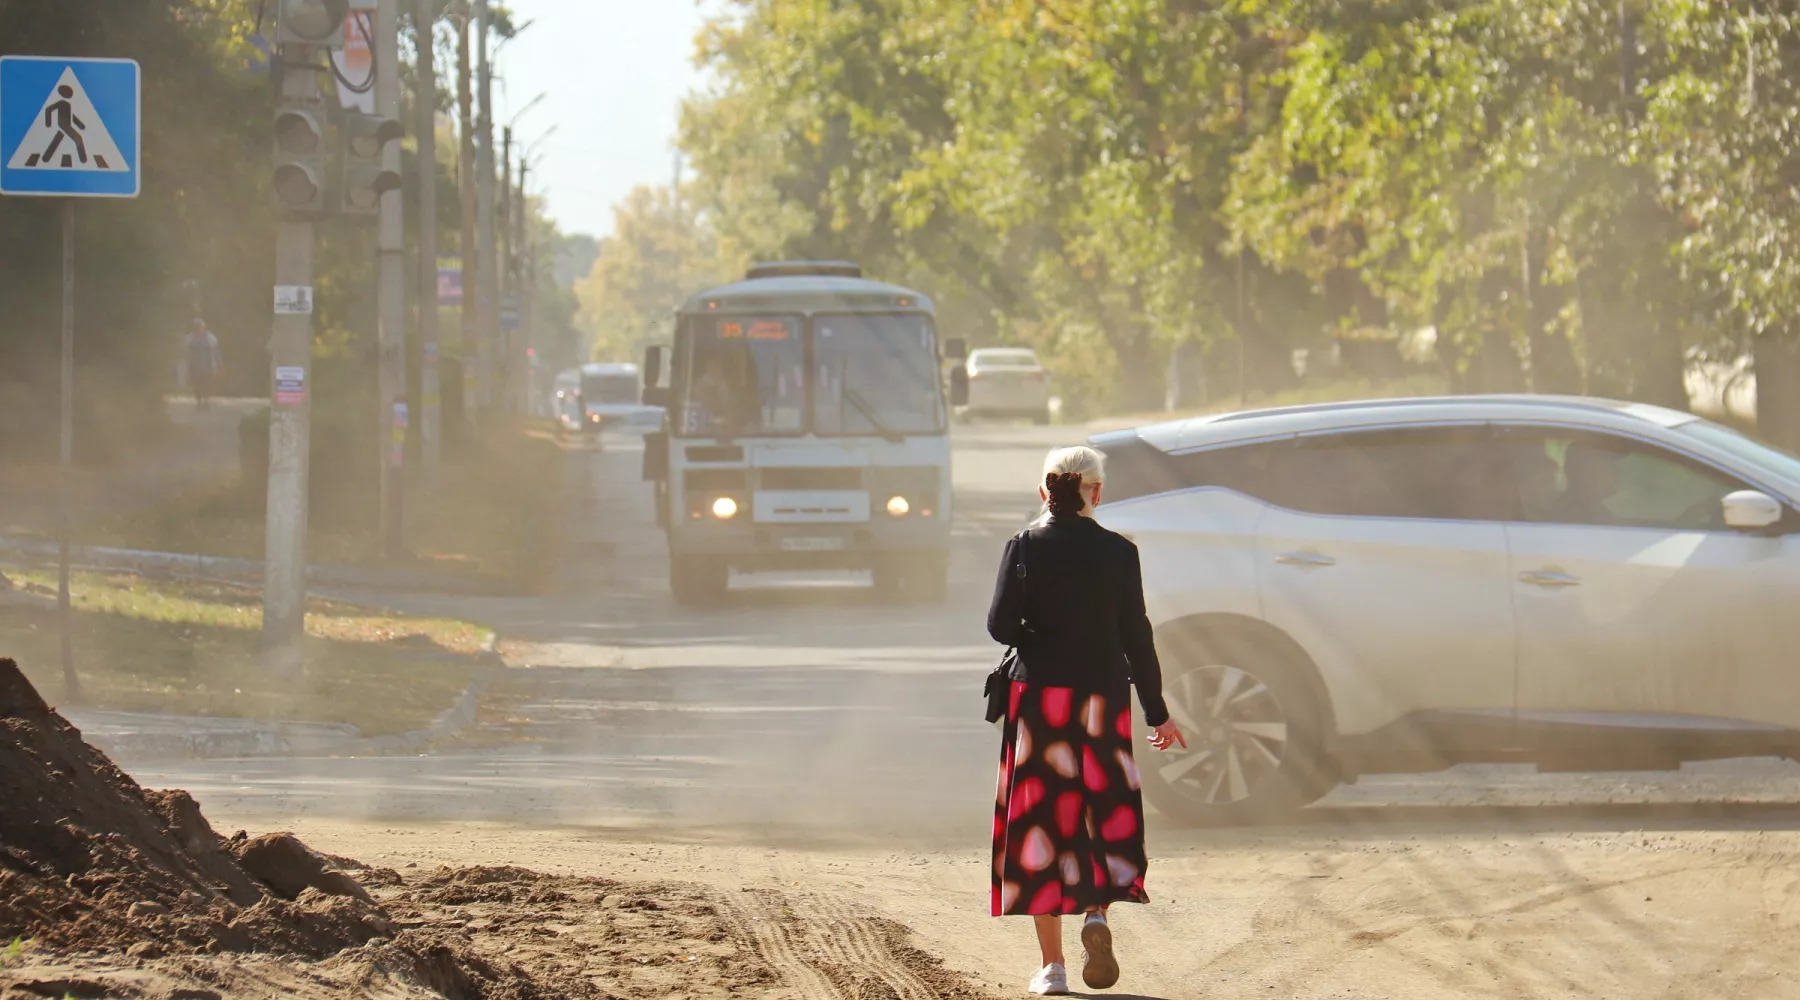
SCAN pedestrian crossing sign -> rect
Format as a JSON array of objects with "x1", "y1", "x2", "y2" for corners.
[{"x1": 0, "y1": 56, "x2": 139, "y2": 198}]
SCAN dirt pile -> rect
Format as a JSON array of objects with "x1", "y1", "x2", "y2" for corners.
[
  {"x1": 0, "y1": 657, "x2": 391, "y2": 957},
  {"x1": 0, "y1": 660, "x2": 1001, "y2": 999}
]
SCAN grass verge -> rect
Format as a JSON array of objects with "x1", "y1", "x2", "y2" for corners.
[
  {"x1": 71, "y1": 420, "x2": 565, "y2": 594},
  {"x1": 0, "y1": 569, "x2": 488, "y2": 737}
]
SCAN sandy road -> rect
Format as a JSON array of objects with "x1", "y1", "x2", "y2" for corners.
[{"x1": 111, "y1": 422, "x2": 1800, "y2": 998}]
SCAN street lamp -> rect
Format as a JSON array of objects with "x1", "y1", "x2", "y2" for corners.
[
  {"x1": 506, "y1": 92, "x2": 546, "y2": 133},
  {"x1": 522, "y1": 124, "x2": 558, "y2": 165}
]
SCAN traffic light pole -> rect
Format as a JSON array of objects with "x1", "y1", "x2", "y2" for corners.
[
  {"x1": 263, "y1": 45, "x2": 318, "y2": 662},
  {"x1": 376, "y1": 0, "x2": 406, "y2": 557}
]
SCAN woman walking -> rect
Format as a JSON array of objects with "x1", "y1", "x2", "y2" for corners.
[{"x1": 988, "y1": 445, "x2": 1185, "y2": 995}]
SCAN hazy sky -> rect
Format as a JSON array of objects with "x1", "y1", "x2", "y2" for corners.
[{"x1": 491, "y1": 0, "x2": 724, "y2": 239}]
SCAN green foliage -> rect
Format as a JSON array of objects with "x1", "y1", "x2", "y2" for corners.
[
  {"x1": 576, "y1": 186, "x2": 729, "y2": 364},
  {"x1": 665, "y1": 0, "x2": 1800, "y2": 431}
]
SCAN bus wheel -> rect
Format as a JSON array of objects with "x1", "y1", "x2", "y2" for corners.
[{"x1": 670, "y1": 555, "x2": 728, "y2": 606}]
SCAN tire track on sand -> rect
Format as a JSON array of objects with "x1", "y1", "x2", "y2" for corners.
[
  {"x1": 718, "y1": 889, "x2": 838, "y2": 1000},
  {"x1": 720, "y1": 888, "x2": 953, "y2": 1000},
  {"x1": 806, "y1": 892, "x2": 938, "y2": 1000}
]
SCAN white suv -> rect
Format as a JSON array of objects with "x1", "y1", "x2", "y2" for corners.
[{"x1": 1091, "y1": 395, "x2": 1800, "y2": 825}]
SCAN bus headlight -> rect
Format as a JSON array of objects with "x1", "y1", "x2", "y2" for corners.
[
  {"x1": 886, "y1": 495, "x2": 910, "y2": 517},
  {"x1": 711, "y1": 496, "x2": 739, "y2": 520}
]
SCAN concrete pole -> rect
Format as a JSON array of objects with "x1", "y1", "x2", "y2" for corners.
[
  {"x1": 456, "y1": 0, "x2": 477, "y2": 426},
  {"x1": 499, "y1": 127, "x2": 512, "y2": 299},
  {"x1": 414, "y1": 0, "x2": 441, "y2": 482},
  {"x1": 519, "y1": 161, "x2": 536, "y2": 412},
  {"x1": 499, "y1": 125, "x2": 513, "y2": 410},
  {"x1": 263, "y1": 51, "x2": 318, "y2": 662},
  {"x1": 376, "y1": 0, "x2": 406, "y2": 557},
  {"x1": 475, "y1": 0, "x2": 498, "y2": 415}
]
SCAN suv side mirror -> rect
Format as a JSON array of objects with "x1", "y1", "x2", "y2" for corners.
[
  {"x1": 944, "y1": 337, "x2": 967, "y2": 361},
  {"x1": 950, "y1": 365, "x2": 970, "y2": 408},
  {"x1": 1723, "y1": 490, "x2": 1783, "y2": 530}
]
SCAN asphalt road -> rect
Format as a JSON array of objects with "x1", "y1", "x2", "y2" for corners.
[
  {"x1": 127, "y1": 421, "x2": 1800, "y2": 843},
  {"x1": 127, "y1": 422, "x2": 1062, "y2": 840}
]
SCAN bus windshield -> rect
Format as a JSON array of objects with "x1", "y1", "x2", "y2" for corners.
[
  {"x1": 582, "y1": 372, "x2": 639, "y2": 405},
  {"x1": 675, "y1": 312, "x2": 942, "y2": 437},
  {"x1": 678, "y1": 315, "x2": 806, "y2": 436},
  {"x1": 813, "y1": 313, "x2": 943, "y2": 436}
]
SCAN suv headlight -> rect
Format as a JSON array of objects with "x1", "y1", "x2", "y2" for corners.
[
  {"x1": 886, "y1": 495, "x2": 910, "y2": 517},
  {"x1": 711, "y1": 496, "x2": 739, "y2": 520}
]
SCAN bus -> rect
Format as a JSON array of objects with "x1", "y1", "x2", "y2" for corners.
[{"x1": 640, "y1": 261, "x2": 968, "y2": 605}]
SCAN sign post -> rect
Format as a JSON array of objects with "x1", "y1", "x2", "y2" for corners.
[{"x1": 0, "y1": 55, "x2": 142, "y2": 702}]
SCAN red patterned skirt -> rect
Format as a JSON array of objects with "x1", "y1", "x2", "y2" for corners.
[{"x1": 991, "y1": 680, "x2": 1151, "y2": 916}]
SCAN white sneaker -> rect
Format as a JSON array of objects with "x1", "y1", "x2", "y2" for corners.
[
  {"x1": 1028, "y1": 962, "x2": 1069, "y2": 995},
  {"x1": 1081, "y1": 912, "x2": 1119, "y2": 990}
]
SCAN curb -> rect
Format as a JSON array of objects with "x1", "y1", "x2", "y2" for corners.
[
  {"x1": 335, "y1": 662, "x2": 502, "y2": 756},
  {"x1": 67, "y1": 659, "x2": 504, "y2": 762},
  {"x1": 0, "y1": 537, "x2": 519, "y2": 597}
]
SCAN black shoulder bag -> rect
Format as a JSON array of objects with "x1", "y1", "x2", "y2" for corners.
[{"x1": 983, "y1": 530, "x2": 1028, "y2": 724}]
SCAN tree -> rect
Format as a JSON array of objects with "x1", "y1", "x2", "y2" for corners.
[
  {"x1": 668, "y1": 0, "x2": 1800, "y2": 428},
  {"x1": 576, "y1": 186, "x2": 728, "y2": 364}
]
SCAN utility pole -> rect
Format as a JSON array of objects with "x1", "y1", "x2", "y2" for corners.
[
  {"x1": 456, "y1": 0, "x2": 477, "y2": 427},
  {"x1": 519, "y1": 159, "x2": 536, "y2": 411},
  {"x1": 475, "y1": 0, "x2": 499, "y2": 416},
  {"x1": 265, "y1": 32, "x2": 329, "y2": 661},
  {"x1": 376, "y1": 0, "x2": 406, "y2": 557},
  {"x1": 500, "y1": 127, "x2": 512, "y2": 296},
  {"x1": 499, "y1": 125, "x2": 513, "y2": 410},
  {"x1": 415, "y1": 0, "x2": 441, "y2": 482}
]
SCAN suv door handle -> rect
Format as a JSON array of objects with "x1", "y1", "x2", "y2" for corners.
[
  {"x1": 1274, "y1": 551, "x2": 1337, "y2": 567},
  {"x1": 1519, "y1": 570, "x2": 1581, "y2": 588}
]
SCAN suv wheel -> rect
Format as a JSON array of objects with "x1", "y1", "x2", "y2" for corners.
[{"x1": 1137, "y1": 647, "x2": 1335, "y2": 826}]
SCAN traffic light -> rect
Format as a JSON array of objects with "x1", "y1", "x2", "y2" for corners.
[
  {"x1": 273, "y1": 106, "x2": 327, "y2": 215},
  {"x1": 339, "y1": 113, "x2": 403, "y2": 216},
  {"x1": 275, "y1": 0, "x2": 348, "y2": 47}
]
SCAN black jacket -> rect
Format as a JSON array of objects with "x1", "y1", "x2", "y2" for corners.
[{"x1": 986, "y1": 514, "x2": 1170, "y2": 727}]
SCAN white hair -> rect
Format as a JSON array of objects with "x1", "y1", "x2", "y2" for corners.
[{"x1": 1034, "y1": 445, "x2": 1106, "y2": 522}]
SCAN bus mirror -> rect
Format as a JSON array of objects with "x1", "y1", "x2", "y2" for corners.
[
  {"x1": 944, "y1": 337, "x2": 968, "y2": 361},
  {"x1": 643, "y1": 385, "x2": 672, "y2": 409},
  {"x1": 950, "y1": 365, "x2": 970, "y2": 407},
  {"x1": 643, "y1": 344, "x2": 665, "y2": 388}
]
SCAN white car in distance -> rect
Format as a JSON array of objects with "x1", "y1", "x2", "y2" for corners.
[
  {"x1": 1091, "y1": 395, "x2": 1800, "y2": 825},
  {"x1": 960, "y1": 347, "x2": 1051, "y2": 424}
]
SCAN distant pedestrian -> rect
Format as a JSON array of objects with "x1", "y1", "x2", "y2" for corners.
[
  {"x1": 184, "y1": 318, "x2": 222, "y2": 410},
  {"x1": 986, "y1": 445, "x2": 1185, "y2": 996}
]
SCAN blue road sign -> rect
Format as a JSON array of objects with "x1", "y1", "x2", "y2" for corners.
[{"x1": 0, "y1": 56, "x2": 140, "y2": 198}]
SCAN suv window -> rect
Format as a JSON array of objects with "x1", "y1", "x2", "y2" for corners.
[
  {"x1": 1498, "y1": 428, "x2": 1750, "y2": 530},
  {"x1": 1176, "y1": 426, "x2": 1508, "y2": 521}
]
